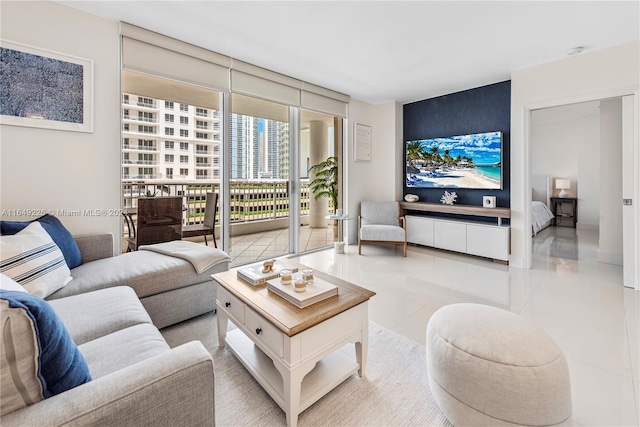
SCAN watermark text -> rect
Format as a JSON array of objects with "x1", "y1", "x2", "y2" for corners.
[{"x1": 1, "y1": 208, "x2": 126, "y2": 217}]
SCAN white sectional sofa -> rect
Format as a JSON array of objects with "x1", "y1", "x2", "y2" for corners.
[
  {"x1": 2, "y1": 286, "x2": 215, "y2": 426},
  {"x1": 1, "y1": 228, "x2": 229, "y2": 425},
  {"x1": 47, "y1": 232, "x2": 230, "y2": 328}
]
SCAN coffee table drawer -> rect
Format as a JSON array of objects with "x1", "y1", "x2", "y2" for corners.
[
  {"x1": 217, "y1": 285, "x2": 245, "y2": 323},
  {"x1": 245, "y1": 308, "x2": 283, "y2": 358}
]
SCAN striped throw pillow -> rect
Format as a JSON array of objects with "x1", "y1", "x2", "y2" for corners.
[
  {"x1": 0, "y1": 290, "x2": 91, "y2": 416},
  {"x1": 0, "y1": 222, "x2": 72, "y2": 298}
]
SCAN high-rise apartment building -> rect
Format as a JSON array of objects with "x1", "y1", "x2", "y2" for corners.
[
  {"x1": 121, "y1": 93, "x2": 221, "y2": 182},
  {"x1": 122, "y1": 93, "x2": 289, "y2": 182}
]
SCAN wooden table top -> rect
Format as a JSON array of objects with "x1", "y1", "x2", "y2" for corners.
[{"x1": 212, "y1": 259, "x2": 376, "y2": 337}]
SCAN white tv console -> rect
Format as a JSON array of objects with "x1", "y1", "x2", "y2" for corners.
[{"x1": 400, "y1": 202, "x2": 511, "y2": 263}]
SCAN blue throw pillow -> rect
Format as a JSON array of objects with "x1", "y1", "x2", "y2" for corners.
[
  {"x1": 0, "y1": 290, "x2": 91, "y2": 409},
  {"x1": 1, "y1": 214, "x2": 82, "y2": 269}
]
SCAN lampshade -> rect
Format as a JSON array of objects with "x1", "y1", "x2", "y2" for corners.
[{"x1": 556, "y1": 179, "x2": 570, "y2": 197}]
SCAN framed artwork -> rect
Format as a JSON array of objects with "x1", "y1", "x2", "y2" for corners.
[
  {"x1": 0, "y1": 40, "x2": 94, "y2": 133},
  {"x1": 354, "y1": 123, "x2": 371, "y2": 162}
]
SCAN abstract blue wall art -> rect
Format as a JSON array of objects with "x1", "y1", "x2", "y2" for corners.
[{"x1": 0, "y1": 40, "x2": 93, "y2": 132}]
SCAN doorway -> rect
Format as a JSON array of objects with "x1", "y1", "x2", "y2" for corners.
[{"x1": 528, "y1": 96, "x2": 636, "y2": 288}]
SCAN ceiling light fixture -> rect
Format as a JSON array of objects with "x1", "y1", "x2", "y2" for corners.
[{"x1": 566, "y1": 46, "x2": 584, "y2": 56}]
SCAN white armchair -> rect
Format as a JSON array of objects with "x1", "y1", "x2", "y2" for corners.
[{"x1": 358, "y1": 201, "x2": 407, "y2": 257}]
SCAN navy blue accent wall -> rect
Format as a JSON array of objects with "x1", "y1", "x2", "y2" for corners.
[{"x1": 403, "y1": 80, "x2": 511, "y2": 208}]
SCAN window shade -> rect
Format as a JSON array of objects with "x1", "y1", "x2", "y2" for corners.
[
  {"x1": 230, "y1": 70, "x2": 300, "y2": 107},
  {"x1": 301, "y1": 91, "x2": 348, "y2": 117},
  {"x1": 120, "y1": 23, "x2": 350, "y2": 114},
  {"x1": 122, "y1": 70, "x2": 221, "y2": 110},
  {"x1": 122, "y1": 37, "x2": 229, "y2": 91}
]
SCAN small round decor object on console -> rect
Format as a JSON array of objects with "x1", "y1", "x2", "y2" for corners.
[
  {"x1": 483, "y1": 196, "x2": 496, "y2": 208},
  {"x1": 404, "y1": 194, "x2": 419, "y2": 202}
]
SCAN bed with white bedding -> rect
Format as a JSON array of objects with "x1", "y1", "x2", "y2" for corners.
[
  {"x1": 531, "y1": 175, "x2": 556, "y2": 235},
  {"x1": 532, "y1": 201, "x2": 555, "y2": 235}
]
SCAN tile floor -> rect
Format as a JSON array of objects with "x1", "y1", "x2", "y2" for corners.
[
  {"x1": 227, "y1": 225, "x2": 335, "y2": 267},
  {"x1": 291, "y1": 226, "x2": 640, "y2": 427}
]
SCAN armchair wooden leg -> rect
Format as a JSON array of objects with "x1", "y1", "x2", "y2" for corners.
[
  {"x1": 358, "y1": 240, "x2": 362, "y2": 255},
  {"x1": 403, "y1": 242, "x2": 407, "y2": 257}
]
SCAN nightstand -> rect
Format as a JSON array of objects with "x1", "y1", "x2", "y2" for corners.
[{"x1": 550, "y1": 197, "x2": 578, "y2": 228}]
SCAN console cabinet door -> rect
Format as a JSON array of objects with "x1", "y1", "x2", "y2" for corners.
[
  {"x1": 434, "y1": 220, "x2": 467, "y2": 253},
  {"x1": 467, "y1": 224, "x2": 509, "y2": 261},
  {"x1": 406, "y1": 216, "x2": 434, "y2": 246}
]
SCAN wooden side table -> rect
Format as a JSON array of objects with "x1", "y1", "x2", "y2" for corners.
[
  {"x1": 550, "y1": 197, "x2": 578, "y2": 228},
  {"x1": 214, "y1": 261, "x2": 375, "y2": 427}
]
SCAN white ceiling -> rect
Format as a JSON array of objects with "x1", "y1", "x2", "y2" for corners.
[{"x1": 57, "y1": 1, "x2": 639, "y2": 105}]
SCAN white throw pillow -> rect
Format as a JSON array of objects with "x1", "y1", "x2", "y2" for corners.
[
  {"x1": 0, "y1": 274, "x2": 27, "y2": 293},
  {"x1": 0, "y1": 222, "x2": 72, "y2": 298}
]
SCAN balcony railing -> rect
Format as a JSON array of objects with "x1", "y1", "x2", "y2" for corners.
[
  {"x1": 122, "y1": 180, "x2": 311, "y2": 231},
  {"x1": 123, "y1": 175, "x2": 158, "y2": 180},
  {"x1": 123, "y1": 114, "x2": 157, "y2": 123},
  {"x1": 122, "y1": 144, "x2": 158, "y2": 152},
  {"x1": 122, "y1": 99, "x2": 157, "y2": 109},
  {"x1": 122, "y1": 160, "x2": 158, "y2": 165}
]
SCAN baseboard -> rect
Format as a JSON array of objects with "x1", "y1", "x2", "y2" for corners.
[
  {"x1": 577, "y1": 222, "x2": 599, "y2": 231},
  {"x1": 597, "y1": 250, "x2": 623, "y2": 266},
  {"x1": 509, "y1": 256, "x2": 524, "y2": 268}
]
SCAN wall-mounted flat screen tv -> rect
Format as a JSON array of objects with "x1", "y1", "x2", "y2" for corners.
[{"x1": 406, "y1": 131, "x2": 502, "y2": 190}]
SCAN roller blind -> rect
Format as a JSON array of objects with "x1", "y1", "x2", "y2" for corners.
[
  {"x1": 230, "y1": 70, "x2": 300, "y2": 107},
  {"x1": 121, "y1": 23, "x2": 350, "y2": 115},
  {"x1": 301, "y1": 91, "x2": 348, "y2": 117},
  {"x1": 122, "y1": 37, "x2": 229, "y2": 91},
  {"x1": 122, "y1": 70, "x2": 221, "y2": 110}
]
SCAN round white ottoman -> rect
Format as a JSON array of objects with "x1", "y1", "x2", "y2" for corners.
[{"x1": 426, "y1": 303, "x2": 572, "y2": 426}]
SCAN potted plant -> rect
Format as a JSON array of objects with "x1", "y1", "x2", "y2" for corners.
[
  {"x1": 308, "y1": 156, "x2": 338, "y2": 212},
  {"x1": 308, "y1": 156, "x2": 339, "y2": 237}
]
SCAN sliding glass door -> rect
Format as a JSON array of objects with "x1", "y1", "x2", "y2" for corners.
[
  {"x1": 228, "y1": 94, "x2": 291, "y2": 266},
  {"x1": 120, "y1": 70, "x2": 223, "y2": 251},
  {"x1": 299, "y1": 109, "x2": 344, "y2": 252}
]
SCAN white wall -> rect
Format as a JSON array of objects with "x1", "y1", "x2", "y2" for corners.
[
  {"x1": 510, "y1": 41, "x2": 639, "y2": 269},
  {"x1": 0, "y1": 2, "x2": 121, "y2": 247},
  {"x1": 530, "y1": 101, "x2": 601, "y2": 229},
  {"x1": 345, "y1": 100, "x2": 402, "y2": 244},
  {"x1": 598, "y1": 98, "x2": 623, "y2": 265}
]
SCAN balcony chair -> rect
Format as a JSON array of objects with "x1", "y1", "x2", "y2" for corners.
[
  {"x1": 122, "y1": 196, "x2": 183, "y2": 252},
  {"x1": 122, "y1": 209, "x2": 138, "y2": 252},
  {"x1": 358, "y1": 201, "x2": 407, "y2": 257},
  {"x1": 182, "y1": 192, "x2": 218, "y2": 248}
]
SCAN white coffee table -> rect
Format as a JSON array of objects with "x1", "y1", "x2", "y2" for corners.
[{"x1": 213, "y1": 260, "x2": 375, "y2": 427}]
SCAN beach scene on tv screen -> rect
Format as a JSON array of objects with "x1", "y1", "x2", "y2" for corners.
[{"x1": 406, "y1": 131, "x2": 502, "y2": 189}]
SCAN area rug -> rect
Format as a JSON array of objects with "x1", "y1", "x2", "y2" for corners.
[{"x1": 161, "y1": 312, "x2": 451, "y2": 427}]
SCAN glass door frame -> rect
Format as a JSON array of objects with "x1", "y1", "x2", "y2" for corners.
[
  {"x1": 289, "y1": 107, "x2": 301, "y2": 255},
  {"x1": 221, "y1": 93, "x2": 344, "y2": 263}
]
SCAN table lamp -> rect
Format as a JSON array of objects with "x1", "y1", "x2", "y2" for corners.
[{"x1": 556, "y1": 179, "x2": 570, "y2": 198}]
